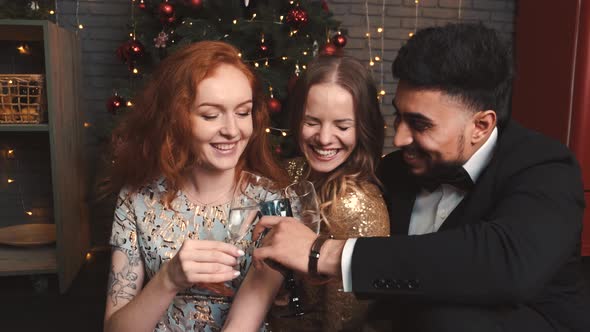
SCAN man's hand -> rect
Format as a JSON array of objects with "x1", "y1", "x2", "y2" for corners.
[{"x1": 253, "y1": 216, "x2": 345, "y2": 277}]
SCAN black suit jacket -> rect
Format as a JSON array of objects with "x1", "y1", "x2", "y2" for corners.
[{"x1": 352, "y1": 121, "x2": 590, "y2": 331}]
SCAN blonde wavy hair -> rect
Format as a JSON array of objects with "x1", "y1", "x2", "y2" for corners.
[{"x1": 288, "y1": 56, "x2": 385, "y2": 229}]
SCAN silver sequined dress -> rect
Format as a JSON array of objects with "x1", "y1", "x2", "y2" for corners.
[{"x1": 110, "y1": 178, "x2": 266, "y2": 332}]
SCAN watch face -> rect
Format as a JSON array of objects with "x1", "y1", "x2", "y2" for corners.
[{"x1": 259, "y1": 198, "x2": 293, "y2": 217}]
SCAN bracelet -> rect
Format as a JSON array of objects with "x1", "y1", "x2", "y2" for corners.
[{"x1": 308, "y1": 234, "x2": 333, "y2": 281}]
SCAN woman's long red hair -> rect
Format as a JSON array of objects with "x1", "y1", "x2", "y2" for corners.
[{"x1": 109, "y1": 41, "x2": 288, "y2": 204}]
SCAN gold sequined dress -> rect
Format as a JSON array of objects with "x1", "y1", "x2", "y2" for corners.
[
  {"x1": 110, "y1": 178, "x2": 266, "y2": 332},
  {"x1": 269, "y1": 159, "x2": 390, "y2": 331}
]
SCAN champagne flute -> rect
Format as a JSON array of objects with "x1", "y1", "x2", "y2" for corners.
[
  {"x1": 227, "y1": 171, "x2": 281, "y2": 264},
  {"x1": 199, "y1": 171, "x2": 278, "y2": 296},
  {"x1": 266, "y1": 180, "x2": 322, "y2": 318}
]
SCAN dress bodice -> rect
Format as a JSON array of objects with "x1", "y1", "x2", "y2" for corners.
[{"x1": 110, "y1": 178, "x2": 263, "y2": 332}]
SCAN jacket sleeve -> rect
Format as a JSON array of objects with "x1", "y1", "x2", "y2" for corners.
[{"x1": 351, "y1": 156, "x2": 585, "y2": 305}]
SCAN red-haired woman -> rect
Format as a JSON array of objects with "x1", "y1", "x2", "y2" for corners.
[{"x1": 103, "y1": 41, "x2": 287, "y2": 332}]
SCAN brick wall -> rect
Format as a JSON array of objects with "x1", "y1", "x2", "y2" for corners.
[
  {"x1": 328, "y1": 0, "x2": 516, "y2": 154},
  {"x1": 54, "y1": 0, "x2": 516, "y2": 246}
]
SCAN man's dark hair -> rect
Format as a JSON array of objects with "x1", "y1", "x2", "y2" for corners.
[{"x1": 393, "y1": 23, "x2": 514, "y2": 127}]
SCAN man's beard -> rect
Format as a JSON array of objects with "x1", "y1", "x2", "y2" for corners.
[{"x1": 403, "y1": 135, "x2": 466, "y2": 181}]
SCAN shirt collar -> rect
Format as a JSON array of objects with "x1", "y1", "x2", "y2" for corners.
[{"x1": 462, "y1": 127, "x2": 498, "y2": 183}]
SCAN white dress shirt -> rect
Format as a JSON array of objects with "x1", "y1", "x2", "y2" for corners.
[{"x1": 341, "y1": 127, "x2": 498, "y2": 291}]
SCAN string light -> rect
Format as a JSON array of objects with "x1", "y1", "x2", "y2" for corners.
[
  {"x1": 75, "y1": 0, "x2": 83, "y2": 31},
  {"x1": 378, "y1": 0, "x2": 386, "y2": 102},
  {"x1": 412, "y1": 0, "x2": 420, "y2": 37},
  {"x1": 3, "y1": 149, "x2": 34, "y2": 217},
  {"x1": 83, "y1": 122, "x2": 91, "y2": 128},
  {"x1": 265, "y1": 127, "x2": 290, "y2": 136},
  {"x1": 126, "y1": 101, "x2": 133, "y2": 107},
  {"x1": 233, "y1": 19, "x2": 238, "y2": 24},
  {"x1": 53, "y1": 0, "x2": 58, "y2": 26},
  {"x1": 132, "y1": 68, "x2": 139, "y2": 74},
  {"x1": 364, "y1": 0, "x2": 373, "y2": 73}
]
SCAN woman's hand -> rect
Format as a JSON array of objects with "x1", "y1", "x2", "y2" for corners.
[{"x1": 161, "y1": 239, "x2": 244, "y2": 293}]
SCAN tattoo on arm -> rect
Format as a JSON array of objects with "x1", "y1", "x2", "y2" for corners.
[{"x1": 107, "y1": 247, "x2": 142, "y2": 307}]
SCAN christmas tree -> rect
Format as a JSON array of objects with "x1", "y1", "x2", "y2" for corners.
[{"x1": 106, "y1": 0, "x2": 346, "y2": 157}]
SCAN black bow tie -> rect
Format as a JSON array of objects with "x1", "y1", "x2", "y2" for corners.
[{"x1": 417, "y1": 167, "x2": 474, "y2": 192}]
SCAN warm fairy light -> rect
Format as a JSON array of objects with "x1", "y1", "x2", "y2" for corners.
[
  {"x1": 282, "y1": 56, "x2": 288, "y2": 60},
  {"x1": 126, "y1": 101, "x2": 133, "y2": 107},
  {"x1": 233, "y1": 19, "x2": 238, "y2": 24},
  {"x1": 189, "y1": 22, "x2": 193, "y2": 25},
  {"x1": 251, "y1": 13, "x2": 257, "y2": 19},
  {"x1": 377, "y1": 27, "x2": 383, "y2": 33},
  {"x1": 8, "y1": 80, "x2": 13, "y2": 84},
  {"x1": 133, "y1": 68, "x2": 139, "y2": 74},
  {"x1": 78, "y1": 24, "x2": 84, "y2": 29},
  {"x1": 375, "y1": 56, "x2": 381, "y2": 61},
  {"x1": 254, "y1": 62, "x2": 259, "y2": 68},
  {"x1": 17, "y1": 45, "x2": 27, "y2": 54},
  {"x1": 280, "y1": 15, "x2": 284, "y2": 21},
  {"x1": 49, "y1": 10, "x2": 55, "y2": 15},
  {"x1": 265, "y1": 128, "x2": 271, "y2": 133},
  {"x1": 7, "y1": 179, "x2": 14, "y2": 183},
  {"x1": 415, "y1": 0, "x2": 419, "y2": 3},
  {"x1": 379, "y1": 90, "x2": 386, "y2": 95},
  {"x1": 85, "y1": 252, "x2": 92, "y2": 260},
  {"x1": 302, "y1": 65, "x2": 307, "y2": 70},
  {"x1": 302, "y1": 51, "x2": 307, "y2": 55},
  {"x1": 129, "y1": 33, "x2": 133, "y2": 37},
  {"x1": 369, "y1": 61, "x2": 375, "y2": 66},
  {"x1": 83, "y1": 122, "x2": 91, "y2": 128},
  {"x1": 366, "y1": 32, "x2": 371, "y2": 37},
  {"x1": 281, "y1": 131, "x2": 287, "y2": 137},
  {"x1": 8, "y1": 149, "x2": 14, "y2": 156},
  {"x1": 26, "y1": 211, "x2": 33, "y2": 216},
  {"x1": 264, "y1": 60, "x2": 269, "y2": 67},
  {"x1": 409, "y1": 32, "x2": 414, "y2": 37},
  {"x1": 238, "y1": 53, "x2": 242, "y2": 58},
  {"x1": 289, "y1": 1, "x2": 294, "y2": 4}
]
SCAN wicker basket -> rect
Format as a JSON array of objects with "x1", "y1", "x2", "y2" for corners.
[{"x1": 0, "y1": 74, "x2": 45, "y2": 124}]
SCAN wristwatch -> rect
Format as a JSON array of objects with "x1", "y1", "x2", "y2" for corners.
[{"x1": 308, "y1": 234, "x2": 333, "y2": 281}]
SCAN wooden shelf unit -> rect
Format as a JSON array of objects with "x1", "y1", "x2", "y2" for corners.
[{"x1": 0, "y1": 19, "x2": 89, "y2": 293}]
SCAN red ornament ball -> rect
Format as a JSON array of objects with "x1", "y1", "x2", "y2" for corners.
[
  {"x1": 267, "y1": 98, "x2": 282, "y2": 113},
  {"x1": 332, "y1": 34, "x2": 347, "y2": 48},
  {"x1": 116, "y1": 40, "x2": 145, "y2": 63},
  {"x1": 160, "y1": 15, "x2": 176, "y2": 25},
  {"x1": 185, "y1": 0, "x2": 203, "y2": 8},
  {"x1": 286, "y1": 8, "x2": 309, "y2": 29},
  {"x1": 158, "y1": 2, "x2": 175, "y2": 17},
  {"x1": 106, "y1": 95, "x2": 125, "y2": 115},
  {"x1": 321, "y1": 42, "x2": 339, "y2": 56},
  {"x1": 127, "y1": 40, "x2": 145, "y2": 60}
]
